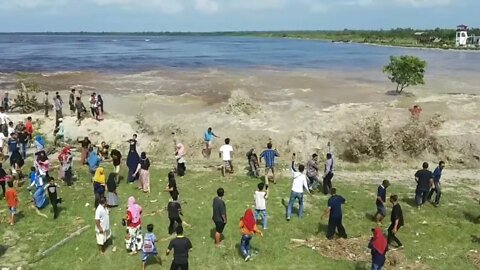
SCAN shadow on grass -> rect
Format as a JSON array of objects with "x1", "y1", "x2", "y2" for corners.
[
  {"x1": 401, "y1": 197, "x2": 417, "y2": 208},
  {"x1": 281, "y1": 198, "x2": 299, "y2": 216},
  {"x1": 0, "y1": 245, "x2": 8, "y2": 258},
  {"x1": 464, "y1": 211, "x2": 480, "y2": 224},
  {"x1": 354, "y1": 262, "x2": 368, "y2": 270},
  {"x1": 471, "y1": 235, "x2": 480, "y2": 243},
  {"x1": 15, "y1": 211, "x2": 25, "y2": 223},
  {"x1": 365, "y1": 213, "x2": 375, "y2": 222},
  {"x1": 316, "y1": 222, "x2": 327, "y2": 236},
  {"x1": 144, "y1": 254, "x2": 163, "y2": 268}
]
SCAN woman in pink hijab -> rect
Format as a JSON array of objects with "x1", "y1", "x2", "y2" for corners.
[
  {"x1": 175, "y1": 143, "x2": 186, "y2": 177},
  {"x1": 124, "y1": 196, "x2": 143, "y2": 254}
]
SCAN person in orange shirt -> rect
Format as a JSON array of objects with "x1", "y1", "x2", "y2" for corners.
[
  {"x1": 5, "y1": 180, "x2": 18, "y2": 225},
  {"x1": 25, "y1": 116, "x2": 34, "y2": 145},
  {"x1": 239, "y1": 208, "x2": 263, "y2": 262}
]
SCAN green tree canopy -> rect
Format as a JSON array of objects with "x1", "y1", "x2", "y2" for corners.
[{"x1": 383, "y1": 55, "x2": 427, "y2": 93}]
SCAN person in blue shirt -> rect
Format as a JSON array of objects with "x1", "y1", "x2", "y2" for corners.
[
  {"x1": 427, "y1": 161, "x2": 445, "y2": 206},
  {"x1": 260, "y1": 143, "x2": 279, "y2": 185},
  {"x1": 323, "y1": 188, "x2": 347, "y2": 239},
  {"x1": 202, "y1": 127, "x2": 219, "y2": 159},
  {"x1": 374, "y1": 180, "x2": 390, "y2": 223}
]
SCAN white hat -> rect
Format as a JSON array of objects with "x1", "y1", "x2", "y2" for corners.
[{"x1": 58, "y1": 118, "x2": 63, "y2": 122}]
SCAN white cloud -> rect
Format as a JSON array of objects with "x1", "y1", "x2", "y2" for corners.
[
  {"x1": 194, "y1": 0, "x2": 219, "y2": 13},
  {"x1": 228, "y1": 0, "x2": 287, "y2": 11},
  {"x1": 302, "y1": 0, "x2": 330, "y2": 13},
  {"x1": 0, "y1": 0, "x2": 68, "y2": 9}
]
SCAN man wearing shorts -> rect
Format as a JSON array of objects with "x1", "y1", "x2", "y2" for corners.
[
  {"x1": 110, "y1": 148, "x2": 122, "y2": 184},
  {"x1": 212, "y1": 188, "x2": 227, "y2": 247},
  {"x1": 95, "y1": 197, "x2": 111, "y2": 254},
  {"x1": 374, "y1": 180, "x2": 390, "y2": 223},
  {"x1": 260, "y1": 143, "x2": 279, "y2": 185},
  {"x1": 219, "y1": 138, "x2": 233, "y2": 177},
  {"x1": 203, "y1": 127, "x2": 219, "y2": 159}
]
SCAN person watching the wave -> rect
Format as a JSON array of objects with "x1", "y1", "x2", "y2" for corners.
[{"x1": 202, "y1": 127, "x2": 219, "y2": 159}]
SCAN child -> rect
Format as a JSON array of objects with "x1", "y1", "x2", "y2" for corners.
[
  {"x1": 142, "y1": 224, "x2": 161, "y2": 270},
  {"x1": 167, "y1": 194, "x2": 183, "y2": 235},
  {"x1": 5, "y1": 180, "x2": 18, "y2": 225},
  {"x1": 45, "y1": 177, "x2": 62, "y2": 219},
  {"x1": 239, "y1": 209, "x2": 263, "y2": 262},
  {"x1": 254, "y1": 182, "x2": 268, "y2": 229}
]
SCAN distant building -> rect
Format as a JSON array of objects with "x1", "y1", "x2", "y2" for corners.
[{"x1": 456, "y1": 24, "x2": 469, "y2": 47}]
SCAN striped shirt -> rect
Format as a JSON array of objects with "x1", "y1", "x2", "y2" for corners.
[{"x1": 260, "y1": 149, "x2": 279, "y2": 168}]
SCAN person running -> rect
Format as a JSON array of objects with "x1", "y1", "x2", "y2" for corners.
[
  {"x1": 368, "y1": 227, "x2": 388, "y2": 270},
  {"x1": 260, "y1": 143, "x2": 280, "y2": 185},
  {"x1": 5, "y1": 180, "x2": 18, "y2": 225},
  {"x1": 45, "y1": 176, "x2": 62, "y2": 219},
  {"x1": 141, "y1": 224, "x2": 162, "y2": 270},
  {"x1": 286, "y1": 153, "x2": 310, "y2": 221},
  {"x1": 427, "y1": 161, "x2": 445, "y2": 207},
  {"x1": 212, "y1": 187, "x2": 227, "y2": 247},
  {"x1": 254, "y1": 182, "x2": 268, "y2": 229},
  {"x1": 219, "y1": 138, "x2": 233, "y2": 177},
  {"x1": 95, "y1": 197, "x2": 111, "y2": 255},
  {"x1": 168, "y1": 193, "x2": 183, "y2": 235},
  {"x1": 374, "y1": 180, "x2": 390, "y2": 223},
  {"x1": 387, "y1": 195, "x2": 404, "y2": 249},
  {"x1": 239, "y1": 208, "x2": 263, "y2": 262},
  {"x1": 414, "y1": 162, "x2": 433, "y2": 208},
  {"x1": 307, "y1": 153, "x2": 320, "y2": 192},
  {"x1": 246, "y1": 148, "x2": 260, "y2": 178},
  {"x1": 323, "y1": 153, "x2": 334, "y2": 195},
  {"x1": 324, "y1": 188, "x2": 347, "y2": 240},
  {"x1": 166, "y1": 226, "x2": 192, "y2": 270},
  {"x1": 202, "y1": 127, "x2": 219, "y2": 159},
  {"x1": 69, "y1": 89, "x2": 76, "y2": 115}
]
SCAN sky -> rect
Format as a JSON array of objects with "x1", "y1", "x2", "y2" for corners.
[{"x1": 0, "y1": 0, "x2": 477, "y2": 32}]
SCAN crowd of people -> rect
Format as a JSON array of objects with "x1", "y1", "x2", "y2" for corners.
[{"x1": 1, "y1": 90, "x2": 448, "y2": 270}]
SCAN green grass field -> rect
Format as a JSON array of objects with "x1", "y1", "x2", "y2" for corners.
[{"x1": 1, "y1": 160, "x2": 480, "y2": 270}]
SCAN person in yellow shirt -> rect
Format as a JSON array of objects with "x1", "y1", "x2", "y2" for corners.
[{"x1": 239, "y1": 209, "x2": 263, "y2": 262}]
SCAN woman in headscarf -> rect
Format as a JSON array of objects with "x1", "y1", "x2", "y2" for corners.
[
  {"x1": 34, "y1": 135, "x2": 45, "y2": 154},
  {"x1": 35, "y1": 151, "x2": 50, "y2": 177},
  {"x1": 96, "y1": 95, "x2": 104, "y2": 121},
  {"x1": 87, "y1": 147, "x2": 101, "y2": 178},
  {"x1": 29, "y1": 171, "x2": 47, "y2": 209},
  {"x1": 164, "y1": 171, "x2": 179, "y2": 200},
  {"x1": 175, "y1": 143, "x2": 186, "y2": 177},
  {"x1": 126, "y1": 134, "x2": 139, "y2": 183},
  {"x1": 58, "y1": 146, "x2": 73, "y2": 186},
  {"x1": 134, "y1": 152, "x2": 150, "y2": 193},
  {"x1": 77, "y1": 137, "x2": 91, "y2": 165},
  {"x1": 125, "y1": 196, "x2": 143, "y2": 254},
  {"x1": 92, "y1": 167, "x2": 106, "y2": 208},
  {"x1": 105, "y1": 173, "x2": 119, "y2": 207},
  {"x1": 368, "y1": 227, "x2": 388, "y2": 270},
  {"x1": 239, "y1": 208, "x2": 263, "y2": 261}
]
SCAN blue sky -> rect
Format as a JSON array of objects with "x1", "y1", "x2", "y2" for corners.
[{"x1": 0, "y1": 0, "x2": 477, "y2": 32}]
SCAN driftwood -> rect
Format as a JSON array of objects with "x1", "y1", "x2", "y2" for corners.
[{"x1": 9, "y1": 82, "x2": 51, "y2": 113}]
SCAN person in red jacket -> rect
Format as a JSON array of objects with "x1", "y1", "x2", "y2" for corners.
[
  {"x1": 239, "y1": 208, "x2": 263, "y2": 262},
  {"x1": 125, "y1": 196, "x2": 143, "y2": 254}
]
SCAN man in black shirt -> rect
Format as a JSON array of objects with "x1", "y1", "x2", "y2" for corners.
[
  {"x1": 388, "y1": 195, "x2": 404, "y2": 249},
  {"x1": 212, "y1": 187, "x2": 227, "y2": 247},
  {"x1": 110, "y1": 149, "x2": 122, "y2": 184},
  {"x1": 414, "y1": 162, "x2": 433, "y2": 207},
  {"x1": 166, "y1": 226, "x2": 192, "y2": 270},
  {"x1": 45, "y1": 177, "x2": 61, "y2": 219},
  {"x1": 168, "y1": 194, "x2": 183, "y2": 235}
]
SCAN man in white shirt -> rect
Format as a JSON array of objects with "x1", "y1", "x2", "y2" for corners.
[
  {"x1": 286, "y1": 153, "x2": 310, "y2": 221},
  {"x1": 95, "y1": 197, "x2": 111, "y2": 254},
  {"x1": 254, "y1": 182, "x2": 268, "y2": 229},
  {"x1": 0, "y1": 108, "x2": 11, "y2": 137},
  {"x1": 219, "y1": 138, "x2": 233, "y2": 177},
  {"x1": 0, "y1": 132, "x2": 6, "y2": 157}
]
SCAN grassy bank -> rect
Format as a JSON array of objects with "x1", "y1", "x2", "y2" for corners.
[{"x1": 1, "y1": 160, "x2": 480, "y2": 270}]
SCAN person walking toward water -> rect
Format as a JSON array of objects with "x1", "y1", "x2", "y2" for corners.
[
  {"x1": 369, "y1": 227, "x2": 388, "y2": 270},
  {"x1": 260, "y1": 143, "x2": 279, "y2": 185},
  {"x1": 134, "y1": 152, "x2": 151, "y2": 193},
  {"x1": 414, "y1": 162, "x2": 433, "y2": 208},
  {"x1": 374, "y1": 180, "x2": 390, "y2": 224},
  {"x1": 202, "y1": 127, "x2": 219, "y2": 159},
  {"x1": 286, "y1": 154, "x2": 310, "y2": 221},
  {"x1": 212, "y1": 187, "x2": 227, "y2": 247},
  {"x1": 387, "y1": 195, "x2": 404, "y2": 249},
  {"x1": 323, "y1": 188, "x2": 347, "y2": 240},
  {"x1": 427, "y1": 161, "x2": 445, "y2": 207},
  {"x1": 219, "y1": 138, "x2": 233, "y2": 176},
  {"x1": 323, "y1": 153, "x2": 334, "y2": 195}
]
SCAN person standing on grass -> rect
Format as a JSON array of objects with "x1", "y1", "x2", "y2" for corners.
[
  {"x1": 323, "y1": 153, "x2": 334, "y2": 195},
  {"x1": 127, "y1": 134, "x2": 140, "y2": 183},
  {"x1": 202, "y1": 127, "x2": 219, "y2": 159},
  {"x1": 374, "y1": 180, "x2": 390, "y2": 224},
  {"x1": 110, "y1": 148, "x2": 122, "y2": 184},
  {"x1": 5, "y1": 180, "x2": 18, "y2": 226},
  {"x1": 93, "y1": 167, "x2": 106, "y2": 208},
  {"x1": 69, "y1": 89, "x2": 76, "y2": 115},
  {"x1": 260, "y1": 143, "x2": 279, "y2": 185},
  {"x1": 212, "y1": 187, "x2": 227, "y2": 247},
  {"x1": 78, "y1": 137, "x2": 91, "y2": 165},
  {"x1": 168, "y1": 193, "x2": 183, "y2": 235},
  {"x1": 106, "y1": 173, "x2": 119, "y2": 208},
  {"x1": 88, "y1": 148, "x2": 101, "y2": 178},
  {"x1": 165, "y1": 171, "x2": 179, "y2": 200},
  {"x1": 134, "y1": 152, "x2": 151, "y2": 193},
  {"x1": 427, "y1": 161, "x2": 445, "y2": 207},
  {"x1": 254, "y1": 182, "x2": 268, "y2": 229},
  {"x1": 58, "y1": 147, "x2": 73, "y2": 186},
  {"x1": 368, "y1": 227, "x2": 388, "y2": 270},
  {"x1": 307, "y1": 153, "x2": 320, "y2": 192},
  {"x1": 125, "y1": 196, "x2": 144, "y2": 254},
  {"x1": 414, "y1": 162, "x2": 433, "y2": 208},
  {"x1": 324, "y1": 188, "x2": 347, "y2": 240},
  {"x1": 175, "y1": 143, "x2": 187, "y2": 177},
  {"x1": 25, "y1": 117, "x2": 33, "y2": 143},
  {"x1": 18, "y1": 126, "x2": 28, "y2": 159},
  {"x1": 239, "y1": 208, "x2": 263, "y2": 262},
  {"x1": 219, "y1": 138, "x2": 233, "y2": 177},
  {"x1": 166, "y1": 226, "x2": 192, "y2": 270},
  {"x1": 286, "y1": 153, "x2": 310, "y2": 221},
  {"x1": 45, "y1": 176, "x2": 62, "y2": 219},
  {"x1": 95, "y1": 197, "x2": 111, "y2": 255},
  {"x1": 142, "y1": 224, "x2": 162, "y2": 270},
  {"x1": 387, "y1": 195, "x2": 404, "y2": 249}
]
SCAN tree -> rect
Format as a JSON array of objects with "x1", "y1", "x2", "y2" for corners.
[{"x1": 383, "y1": 55, "x2": 427, "y2": 94}]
